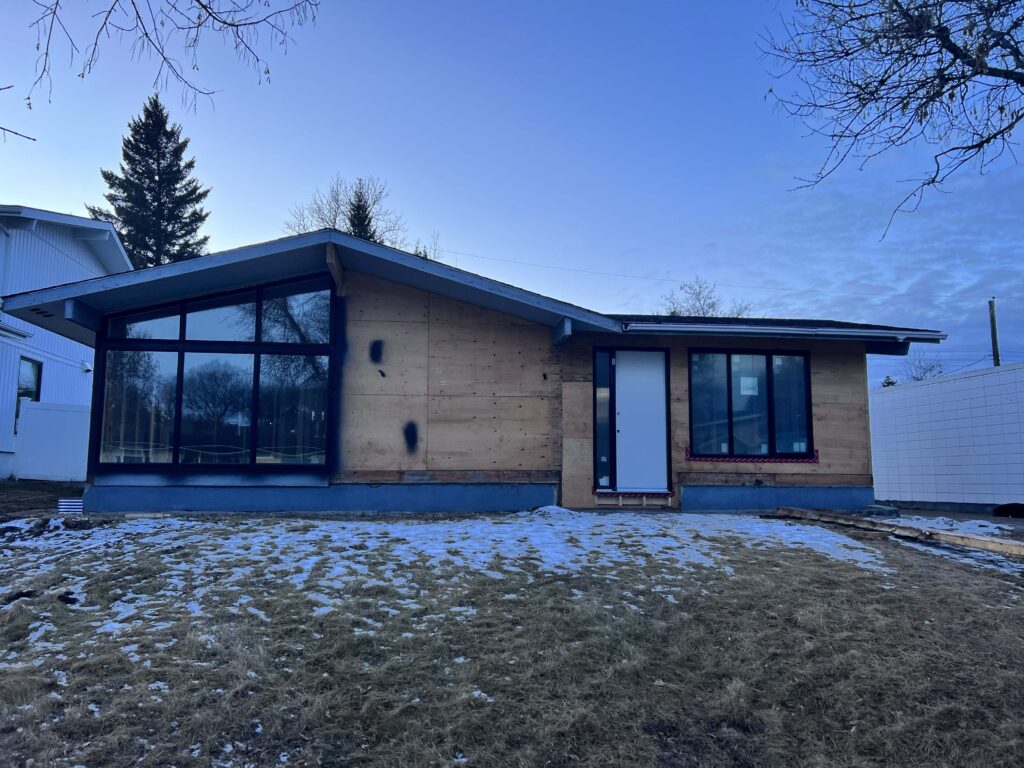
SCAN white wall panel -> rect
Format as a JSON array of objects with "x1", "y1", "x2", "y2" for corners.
[
  {"x1": 0, "y1": 220, "x2": 109, "y2": 476},
  {"x1": 870, "y1": 363, "x2": 1024, "y2": 505},
  {"x1": 13, "y1": 401, "x2": 89, "y2": 481}
]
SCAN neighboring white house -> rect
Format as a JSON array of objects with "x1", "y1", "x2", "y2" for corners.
[
  {"x1": 870, "y1": 362, "x2": 1024, "y2": 508},
  {"x1": 0, "y1": 206, "x2": 132, "y2": 480}
]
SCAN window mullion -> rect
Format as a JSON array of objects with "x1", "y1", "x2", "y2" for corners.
[
  {"x1": 726, "y1": 353, "x2": 734, "y2": 457},
  {"x1": 250, "y1": 353, "x2": 261, "y2": 466},
  {"x1": 766, "y1": 355, "x2": 777, "y2": 457},
  {"x1": 172, "y1": 350, "x2": 184, "y2": 465}
]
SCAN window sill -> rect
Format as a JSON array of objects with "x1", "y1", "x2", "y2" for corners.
[
  {"x1": 684, "y1": 447, "x2": 819, "y2": 465},
  {"x1": 593, "y1": 488, "x2": 674, "y2": 497}
]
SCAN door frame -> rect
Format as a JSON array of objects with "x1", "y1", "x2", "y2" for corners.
[{"x1": 592, "y1": 347, "x2": 672, "y2": 493}]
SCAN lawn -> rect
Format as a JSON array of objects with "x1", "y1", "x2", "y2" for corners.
[{"x1": 1, "y1": 508, "x2": 1023, "y2": 767}]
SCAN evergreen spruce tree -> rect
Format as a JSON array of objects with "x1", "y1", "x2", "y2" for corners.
[
  {"x1": 345, "y1": 177, "x2": 380, "y2": 242},
  {"x1": 88, "y1": 95, "x2": 210, "y2": 269}
]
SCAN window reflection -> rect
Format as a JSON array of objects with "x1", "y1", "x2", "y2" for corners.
[
  {"x1": 689, "y1": 351, "x2": 812, "y2": 458},
  {"x1": 731, "y1": 354, "x2": 769, "y2": 455},
  {"x1": 185, "y1": 294, "x2": 256, "y2": 342},
  {"x1": 261, "y1": 282, "x2": 330, "y2": 344},
  {"x1": 100, "y1": 277, "x2": 334, "y2": 470},
  {"x1": 108, "y1": 309, "x2": 179, "y2": 340},
  {"x1": 258, "y1": 355, "x2": 328, "y2": 464},
  {"x1": 179, "y1": 353, "x2": 254, "y2": 464},
  {"x1": 773, "y1": 355, "x2": 809, "y2": 453},
  {"x1": 101, "y1": 350, "x2": 177, "y2": 463},
  {"x1": 690, "y1": 353, "x2": 729, "y2": 455}
]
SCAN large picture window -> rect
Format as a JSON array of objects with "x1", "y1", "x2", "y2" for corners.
[
  {"x1": 97, "y1": 277, "x2": 333, "y2": 470},
  {"x1": 688, "y1": 350, "x2": 811, "y2": 459}
]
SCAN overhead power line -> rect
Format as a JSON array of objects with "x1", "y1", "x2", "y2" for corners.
[{"x1": 437, "y1": 247, "x2": 1021, "y2": 304}]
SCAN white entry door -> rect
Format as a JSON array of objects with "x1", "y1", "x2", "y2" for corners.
[{"x1": 614, "y1": 350, "x2": 669, "y2": 491}]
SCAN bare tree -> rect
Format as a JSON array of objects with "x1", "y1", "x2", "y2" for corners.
[
  {"x1": 412, "y1": 230, "x2": 442, "y2": 260},
  {"x1": 284, "y1": 175, "x2": 408, "y2": 248},
  {"x1": 663, "y1": 276, "x2": 753, "y2": 317},
  {"x1": 903, "y1": 353, "x2": 945, "y2": 381},
  {"x1": 765, "y1": 1, "x2": 1024, "y2": 222},
  {"x1": 3, "y1": 0, "x2": 318, "y2": 142}
]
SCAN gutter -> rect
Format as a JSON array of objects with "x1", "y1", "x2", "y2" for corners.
[{"x1": 620, "y1": 321, "x2": 947, "y2": 344}]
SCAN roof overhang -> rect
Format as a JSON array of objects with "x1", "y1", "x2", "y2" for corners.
[
  {"x1": 0, "y1": 205, "x2": 133, "y2": 274},
  {"x1": 0, "y1": 230, "x2": 621, "y2": 347},
  {"x1": 620, "y1": 320, "x2": 947, "y2": 355}
]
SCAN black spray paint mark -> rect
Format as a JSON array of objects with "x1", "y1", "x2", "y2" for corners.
[
  {"x1": 403, "y1": 421, "x2": 418, "y2": 453},
  {"x1": 369, "y1": 340, "x2": 384, "y2": 363},
  {"x1": 378, "y1": 370, "x2": 387, "y2": 377}
]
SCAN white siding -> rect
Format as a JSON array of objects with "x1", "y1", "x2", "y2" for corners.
[
  {"x1": 13, "y1": 401, "x2": 89, "y2": 481},
  {"x1": 0, "y1": 221, "x2": 112, "y2": 474},
  {"x1": 870, "y1": 363, "x2": 1024, "y2": 505}
]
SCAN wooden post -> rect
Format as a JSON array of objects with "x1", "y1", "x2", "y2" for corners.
[
  {"x1": 326, "y1": 243, "x2": 345, "y2": 296},
  {"x1": 989, "y1": 297, "x2": 1001, "y2": 367}
]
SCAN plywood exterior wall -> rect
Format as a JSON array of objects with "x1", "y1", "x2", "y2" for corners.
[
  {"x1": 559, "y1": 334, "x2": 872, "y2": 508},
  {"x1": 336, "y1": 271, "x2": 561, "y2": 482},
  {"x1": 333, "y1": 270, "x2": 873, "y2": 505}
]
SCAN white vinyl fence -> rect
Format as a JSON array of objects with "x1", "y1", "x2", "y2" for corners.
[
  {"x1": 13, "y1": 401, "x2": 90, "y2": 481},
  {"x1": 870, "y1": 362, "x2": 1024, "y2": 506}
]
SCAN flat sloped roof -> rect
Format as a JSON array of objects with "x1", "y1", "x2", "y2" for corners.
[
  {"x1": 0, "y1": 227, "x2": 946, "y2": 354},
  {"x1": 0, "y1": 229, "x2": 620, "y2": 345}
]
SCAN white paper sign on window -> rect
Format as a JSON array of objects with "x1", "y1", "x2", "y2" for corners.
[{"x1": 739, "y1": 376, "x2": 759, "y2": 396}]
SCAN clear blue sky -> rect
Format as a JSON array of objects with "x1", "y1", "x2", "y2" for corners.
[{"x1": 2, "y1": 1, "x2": 1021, "y2": 383}]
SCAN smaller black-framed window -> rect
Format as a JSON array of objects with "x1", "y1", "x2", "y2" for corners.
[
  {"x1": 15, "y1": 357, "x2": 42, "y2": 432},
  {"x1": 688, "y1": 350, "x2": 813, "y2": 459}
]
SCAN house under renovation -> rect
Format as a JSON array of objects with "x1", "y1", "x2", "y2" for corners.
[{"x1": 1, "y1": 230, "x2": 946, "y2": 513}]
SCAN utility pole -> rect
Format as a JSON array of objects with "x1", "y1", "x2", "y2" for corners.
[{"x1": 989, "y1": 297, "x2": 1001, "y2": 367}]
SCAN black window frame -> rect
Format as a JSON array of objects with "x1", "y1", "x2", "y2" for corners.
[
  {"x1": 687, "y1": 348, "x2": 814, "y2": 460},
  {"x1": 90, "y1": 274, "x2": 336, "y2": 475},
  {"x1": 592, "y1": 347, "x2": 673, "y2": 493},
  {"x1": 15, "y1": 356, "x2": 43, "y2": 433}
]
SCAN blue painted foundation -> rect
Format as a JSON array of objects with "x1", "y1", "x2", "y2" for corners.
[
  {"x1": 83, "y1": 482, "x2": 558, "y2": 515},
  {"x1": 680, "y1": 485, "x2": 874, "y2": 511}
]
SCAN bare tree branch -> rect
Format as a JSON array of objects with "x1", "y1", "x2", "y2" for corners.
[
  {"x1": 5, "y1": 1, "x2": 318, "y2": 141},
  {"x1": 765, "y1": 1, "x2": 1024, "y2": 228},
  {"x1": 903, "y1": 352, "x2": 945, "y2": 381},
  {"x1": 284, "y1": 175, "x2": 409, "y2": 250},
  {"x1": 663, "y1": 276, "x2": 753, "y2": 318},
  {"x1": 1, "y1": 84, "x2": 37, "y2": 141}
]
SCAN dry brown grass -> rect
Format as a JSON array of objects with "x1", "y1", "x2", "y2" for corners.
[
  {"x1": 0, "y1": 480, "x2": 82, "y2": 516},
  {"x1": 1, "y1": 519, "x2": 1023, "y2": 767}
]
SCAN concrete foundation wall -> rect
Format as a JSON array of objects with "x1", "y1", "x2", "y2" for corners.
[
  {"x1": 680, "y1": 485, "x2": 875, "y2": 511},
  {"x1": 83, "y1": 482, "x2": 557, "y2": 514}
]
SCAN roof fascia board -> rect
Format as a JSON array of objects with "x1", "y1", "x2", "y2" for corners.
[
  {"x1": 327, "y1": 231, "x2": 622, "y2": 333},
  {"x1": 621, "y1": 321, "x2": 946, "y2": 344},
  {"x1": 2, "y1": 230, "x2": 333, "y2": 312},
  {"x1": 3, "y1": 230, "x2": 623, "y2": 334}
]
